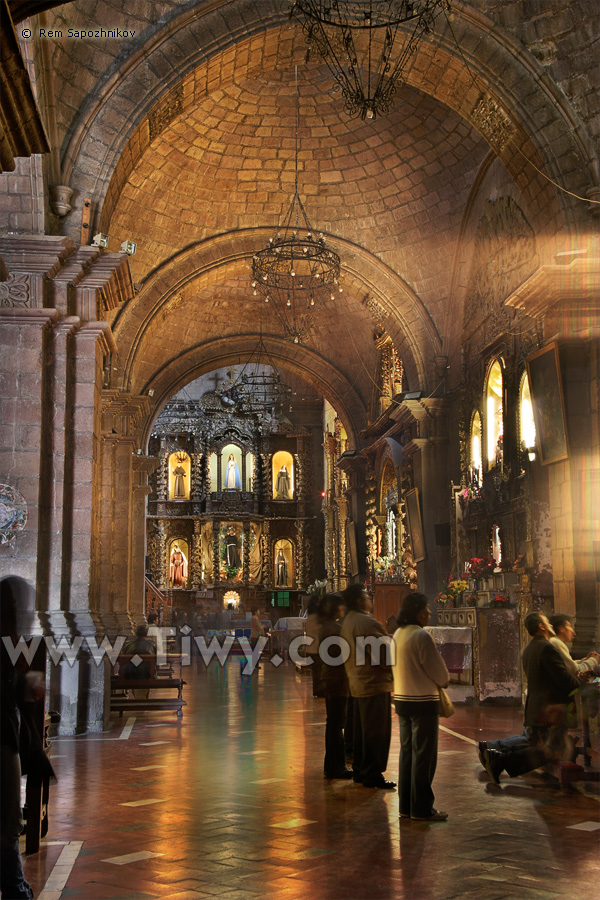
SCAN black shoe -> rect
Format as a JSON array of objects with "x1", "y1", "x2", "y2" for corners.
[
  {"x1": 363, "y1": 778, "x2": 396, "y2": 789},
  {"x1": 483, "y1": 748, "x2": 504, "y2": 785},
  {"x1": 325, "y1": 768, "x2": 354, "y2": 780},
  {"x1": 477, "y1": 741, "x2": 487, "y2": 768},
  {"x1": 412, "y1": 809, "x2": 448, "y2": 822}
]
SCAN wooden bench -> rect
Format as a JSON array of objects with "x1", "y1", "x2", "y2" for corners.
[{"x1": 110, "y1": 654, "x2": 186, "y2": 718}]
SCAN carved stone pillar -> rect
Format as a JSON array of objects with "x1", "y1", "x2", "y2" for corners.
[{"x1": 191, "y1": 520, "x2": 202, "y2": 589}]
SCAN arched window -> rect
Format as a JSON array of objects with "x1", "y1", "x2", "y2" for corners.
[
  {"x1": 485, "y1": 360, "x2": 504, "y2": 467},
  {"x1": 519, "y1": 371, "x2": 536, "y2": 457},
  {"x1": 470, "y1": 410, "x2": 482, "y2": 486}
]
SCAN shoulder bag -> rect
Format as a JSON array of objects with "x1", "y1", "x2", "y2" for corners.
[{"x1": 438, "y1": 687, "x2": 455, "y2": 718}]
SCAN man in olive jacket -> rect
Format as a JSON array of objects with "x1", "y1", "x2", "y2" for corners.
[
  {"x1": 483, "y1": 611, "x2": 580, "y2": 784},
  {"x1": 340, "y1": 584, "x2": 395, "y2": 789}
]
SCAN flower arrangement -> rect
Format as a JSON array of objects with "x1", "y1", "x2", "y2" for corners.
[
  {"x1": 374, "y1": 556, "x2": 402, "y2": 583},
  {"x1": 467, "y1": 557, "x2": 495, "y2": 578},
  {"x1": 464, "y1": 592, "x2": 478, "y2": 606},
  {"x1": 307, "y1": 579, "x2": 327, "y2": 598},
  {"x1": 490, "y1": 593, "x2": 512, "y2": 609},
  {"x1": 435, "y1": 578, "x2": 468, "y2": 607}
]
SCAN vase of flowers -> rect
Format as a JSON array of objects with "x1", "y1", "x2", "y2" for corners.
[
  {"x1": 436, "y1": 577, "x2": 468, "y2": 608},
  {"x1": 374, "y1": 555, "x2": 402, "y2": 583}
]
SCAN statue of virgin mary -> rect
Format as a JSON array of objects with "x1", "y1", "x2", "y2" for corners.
[{"x1": 224, "y1": 453, "x2": 241, "y2": 490}]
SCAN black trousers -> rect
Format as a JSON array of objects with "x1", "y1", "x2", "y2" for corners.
[
  {"x1": 397, "y1": 710, "x2": 439, "y2": 818},
  {"x1": 324, "y1": 695, "x2": 348, "y2": 776},
  {"x1": 353, "y1": 692, "x2": 392, "y2": 784}
]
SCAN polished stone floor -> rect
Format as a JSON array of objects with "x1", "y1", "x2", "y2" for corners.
[{"x1": 23, "y1": 656, "x2": 600, "y2": 900}]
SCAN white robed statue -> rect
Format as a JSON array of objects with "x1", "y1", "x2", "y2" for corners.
[{"x1": 224, "y1": 453, "x2": 241, "y2": 489}]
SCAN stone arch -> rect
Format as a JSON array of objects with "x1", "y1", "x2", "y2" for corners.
[
  {"x1": 136, "y1": 333, "x2": 366, "y2": 450},
  {"x1": 58, "y1": 3, "x2": 597, "y2": 245},
  {"x1": 110, "y1": 230, "x2": 441, "y2": 398}
]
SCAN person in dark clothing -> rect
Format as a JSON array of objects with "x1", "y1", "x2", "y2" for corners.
[
  {"x1": 1, "y1": 577, "x2": 44, "y2": 900},
  {"x1": 123, "y1": 624, "x2": 157, "y2": 697},
  {"x1": 318, "y1": 593, "x2": 352, "y2": 779},
  {"x1": 482, "y1": 611, "x2": 580, "y2": 785},
  {"x1": 340, "y1": 583, "x2": 395, "y2": 790}
]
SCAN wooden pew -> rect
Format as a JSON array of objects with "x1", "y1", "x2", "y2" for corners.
[{"x1": 110, "y1": 654, "x2": 186, "y2": 718}]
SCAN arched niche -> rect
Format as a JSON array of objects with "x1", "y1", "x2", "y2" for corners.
[
  {"x1": 168, "y1": 539, "x2": 189, "y2": 589},
  {"x1": 272, "y1": 451, "x2": 294, "y2": 500},
  {"x1": 485, "y1": 359, "x2": 504, "y2": 468},
  {"x1": 222, "y1": 444, "x2": 243, "y2": 491},
  {"x1": 274, "y1": 538, "x2": 293, "y2": 588},
  {"x1": 223, "y1": 590, "x2": 241, "y2": 610},
  {"x1": 470, "y1": 410, "x2": 482, "y2": 486},
  {"x1": 168, "y1": 450, "x2": 190, "y2": 500},
  {"x1": 219, "y1": 522, "x2": 243, "y2": 581},
  {"x1": 519, "y1": 371, "x2": 536, "y2": 454}
]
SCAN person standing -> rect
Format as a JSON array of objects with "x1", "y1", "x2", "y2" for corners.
[
  {"x1": 318, "y1": 593, "x2": 352, "y2": 779},
  {"x1": 482, "y1": 612, "x2": 580, "y2": 785},
  {"x1": 340, "y1": 584, "x2": 395, "y2": 789},
  {"x1": 250, "y1": 607, "x2": 268, "y2": 669},
  {"x1": 392, "y1": 593, "x2": 450, "y2": 821}
]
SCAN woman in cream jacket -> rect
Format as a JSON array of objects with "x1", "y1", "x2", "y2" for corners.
[{"x1": 392, "y1": 593, "x2": 449, "y2": 821}]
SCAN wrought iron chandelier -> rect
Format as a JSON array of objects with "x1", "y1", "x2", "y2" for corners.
[
  {"x1": 226, "y1": 336, "x2": 293, "y2": 416},
  {"x1": 251, "y1": 68, "x2": 341, "y2": 344},
  {"x1": 290, "y1": 0, "x2": 451, "y2": 120}
]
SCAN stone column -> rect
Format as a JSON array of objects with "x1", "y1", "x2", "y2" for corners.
[
  {"x1": 97, "y1": 392, "x2": 150, "y2": 636},
  {"x1": 263, "y1": 520, "x2": 273, "y2": 590},
  {"x1": 129, "y1": 456, "x2": 160, "y2": 625}
]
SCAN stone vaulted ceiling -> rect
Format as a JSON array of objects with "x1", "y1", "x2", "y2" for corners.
[{"x1": 33, "y1": 0, "x2": 599, "y2": 443}]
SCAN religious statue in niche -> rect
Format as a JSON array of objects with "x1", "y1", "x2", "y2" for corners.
[
  {"x1": 275, "y1": 465, "x2": 291, "y2": 499},
  {"x1": 275, "y1": 549, "x2": 288, "y2": 586},
  {"x1": 219, "y1": 524, "x2": 243, "y2": 582},
  {"x1": 172, "y1": 452, "x2": 188, "y2": 499},
  {"x1": 225, "y1": 527, "x2": 240, "y2": 568},
  {"x1": 273, "y1": 540, "x2": 292, "y2": 587},
  {"x1": 169, "y1": 542, "x2": 188, "y2": 587},
  {"x1": 224, "y1": 453, "x2": 241, "y2": 490}
]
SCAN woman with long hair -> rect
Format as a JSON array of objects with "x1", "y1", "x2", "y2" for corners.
[{"x1": 392, "y1": 592, "x2": 449, "y2": 821}]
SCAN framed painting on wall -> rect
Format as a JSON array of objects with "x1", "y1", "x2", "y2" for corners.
[
  {"x1": 526, "y1": 342, "x2": 569, "y2": 465},
  {"x1": 405, "y1": 487, "x2": 426, "y2": 563}
]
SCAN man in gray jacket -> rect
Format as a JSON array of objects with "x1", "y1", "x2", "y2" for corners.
[{"x1": 340, "y1": 584, "x2": 396, "y2": 789}]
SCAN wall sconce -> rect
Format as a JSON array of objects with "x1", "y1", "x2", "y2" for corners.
[
  {"x1": 120, "y1": 240, "x2": 137, "y2": 255},
  {"x1": 92, "y1": 233, "x2": 109, "y2": 248}
]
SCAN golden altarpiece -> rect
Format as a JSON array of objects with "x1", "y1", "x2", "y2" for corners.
[{"x1": 145, "y1": 374, "x2": 323, "y2": 616}]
